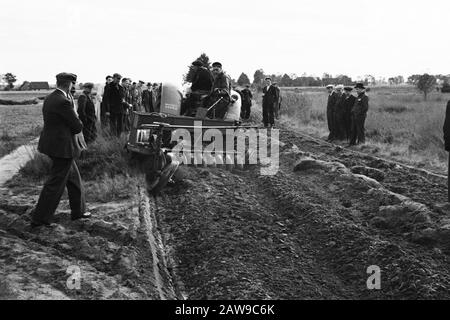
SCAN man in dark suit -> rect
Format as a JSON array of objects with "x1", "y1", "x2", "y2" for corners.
[
  {"x1": 240, "y1": 84, "x2": 253, "y2": 120},
  {"x1": 31, "y1": 72, "x2": 91, "y2": 227},
  {"x1": 151, "y1": 83, "x2": 161, "y2": 112},
  {"x1": 262, "y1": 77, "x2": 278, "y2": 128},
  {"x1": 443, "y1": 100, "x2": 450, "y2": 201},
  {"x1": 104, "y1": 73, "x2": 125, "y2": 136},
  {"x1": 349, "y1": 83, "x2": 369, "y2": 146},
  {"x1": 326, "y1": 84, "x2": 338, "y2": 141},
  {"x1": 273, "y1": 82, "x2": 282, "y2": 120},
  {"x1": 333, "y1": 84, "x2": 345, "y2": 140},
  {"x1": 100, "y1": 75, "x2": 113, "y2": 128},
  {"x1": 341, "y1": 86, "x2": 356, "y2": 141},
  {"x1": 142, "y1": 82, "x2": 153, "y2": 113},
  {"x1": 191, "y1": 59, "x2": 214, "y2": 93},
  {"x1": 77, "y1": 82, "x2": 97, "y2": 143}
]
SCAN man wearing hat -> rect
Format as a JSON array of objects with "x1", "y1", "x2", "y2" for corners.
[
  {"x1": 99, "y1": 75, "x2": 113, "y2": 128},
  {"x1": 262, "y1": 77, "x2": 278, "y2": 128},
  {"x1": 77, "y1": 82, "x2": 97, "y2": 144},
  {"x1": 104, "y1": 73, "x2": 125, "y2": 136},
  {"x1": 273, "y1": 82, "x2": 282, "y2": 120},
  {"x1": 31, "y1": 72, "x2": 91, "y2": 227},
  {"x1": 349, "y1": 83, "x2": 369, "y2": 146},
  {"x1": 122, "y1": 78, "x2": 133, "y2": 131},
  {"x1": 131, "y1": 80, "x2": 144, "y2": 112},
  {"x1": 211, "y1": 62, "x2": 232, "y2": 94},
  {"x1": 142, "y1": 82, "x2": 153, "y2": 113},
  {"x1": 207, "y1": 62, "x2": 232, "y2": 119},
  {"x1": 326, "y1": 84, "x2": 338, "y2": 141},
  {"x1": 341, "y1": 86, "x2": 356, "y2": 141},
  {"x1": 191, "y1": 59, "x2": 214, "y2": 93},
  {"x1": 240, "y1": 84, "x2": 253, "y2": 120},
  {"x1": 333, "y1": 84, "x2": 346, "y2": 140},
  {"x1": 182, "y1": 60, "x2": 214, "y2": 116},
  {"x1": 151, "y1": 82, "x2": 161, "y2": 112}
]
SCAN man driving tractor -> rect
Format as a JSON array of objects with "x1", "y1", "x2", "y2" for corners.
[
  {"x1": 182, "y1": 59, "x2": 214, "y2": 116},
  {"x1": 206, "y1": 61, "x2": 232, "y2": 119},
  {"x1": 183, "y1": 60, "x2": 235, "y2": 120}
]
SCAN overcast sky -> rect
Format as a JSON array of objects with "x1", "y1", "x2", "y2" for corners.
[{"x1": 1, "y1": 0, "x2": 449, "y2": 86}]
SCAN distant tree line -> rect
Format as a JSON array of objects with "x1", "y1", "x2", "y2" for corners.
[{"x1": 246, "y1": 69, "x2": 359, "y2": 91}]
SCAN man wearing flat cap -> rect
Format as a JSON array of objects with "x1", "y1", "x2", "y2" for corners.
[
  {"x1": 31, "y1": 72, "x2": 91, "y2": 227},
  {"x1": 191, "y1": 60, "x2": 214, "y2": 93},
  {"x1": 262, "y1": 77, "x2": 278, "y2": 128},
  {"x1": 99, "y1": 75, "x2": 113, "y2": 128},
  {"x1": 182, "y1": 60, "x2": 215, "y2": 116},
  {"x1": 341, "y1": 86, "x2": 356, "y2": 141},
  {"x1": 349, "y1": 83, "x2": 369, "y2": 146},
  {"x1": 104, "y1": 73, "x2": 126, "y2": 136},
  {"x1": 211, "y1": 62, "x2": 232, "y2": 94},
  {"x1": 333, "y1": 84, "x2": 346, "y2": 140},
  {"x1": 142, "y1": 82, "x2": 154, "y2": 113},
  {"x1": 131, "y1": 80, "x2": 144, "y2": 112},
  {"x1": 77, "y1": 82, "x2": 97, "y2": 143},
  {"x1": 207, "y1": 62, "x2": 232, "y2": 119}
]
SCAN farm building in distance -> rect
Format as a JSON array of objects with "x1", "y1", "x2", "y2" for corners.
[{"x1": 19, "y1": 81, "x2": 50, "y2": 91}]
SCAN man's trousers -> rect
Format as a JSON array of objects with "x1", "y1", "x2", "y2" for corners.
[
  {"x1": 350, "y1": 113, "x2": 367, "y2": 145},
  {"x1": 262, "y1": 102, "x2": 275, "y2": 126},
  {"x1": 32, "y1": 157, "x2": 86, "y2": 224},
  {"x1": 109, "y1": 112, "x2": 124, "y2": 137}
]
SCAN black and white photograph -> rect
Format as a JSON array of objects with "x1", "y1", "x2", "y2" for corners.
[{"x1": 1, "y1": 0, "x2": 450, "y2": 310}]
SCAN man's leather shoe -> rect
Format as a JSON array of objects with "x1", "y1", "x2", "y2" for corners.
[{"x1": 71, "y1": 212, "x2": 92, "y2": 221}]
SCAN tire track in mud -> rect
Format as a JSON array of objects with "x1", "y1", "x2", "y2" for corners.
[{"x1": 137, "y1": 187, "x2": 180, "y2": 300}]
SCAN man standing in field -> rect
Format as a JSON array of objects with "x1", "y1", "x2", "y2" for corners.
[
  {"x1": 131, "y1": 80, "x2": 144, "y2": 112},
  {"x1": 31, "y1": 72, "x2": 91, "y2": 227},
  {"x1": 262, "y1": 77, "x2": 278, "y2": 128},
  {"x1": 100, "y1": 75, "x2": 113, "y2": 128},
  {"x1": 326, "y1": 84, "x2": 338, "y2": 141},
  {"x1": 341, "y1": 86, "x2": 356, "y2": 141},
  {"x1": 240, "y1": 84, "x2": 253, "y2": 120},
  {"x1": 273, "y1": 82, "x2": 282, "y2": 120},
  {"x1": 122, "y1": 78, "x2": 133, "y2": 132},
  {"x1": 349, "y1": 83, "x2": 369, "y2": 146},
  {"x1": 443, "y1": 99, "x2": 450, "y2": 201},
  {"x1": 104, "y1": 73, "x2": 125, "y2": 136},
  {"x1": 333, "y1": 84, "x2": 346, "y2": 140},
  {"x1": 142, "y1": 82, "x2": 153, "y2": 113},
  {"x1": 77, "y1": 82, "x2": 97, "y2": 144}
]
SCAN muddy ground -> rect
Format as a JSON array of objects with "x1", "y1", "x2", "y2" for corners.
[{"x1": 1, "y1": 123, "x2": 450, "y2": 299}]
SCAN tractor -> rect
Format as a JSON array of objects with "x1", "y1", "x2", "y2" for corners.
[{"x1": 126, "y1": 82, "x2": 258, "y2": 194}]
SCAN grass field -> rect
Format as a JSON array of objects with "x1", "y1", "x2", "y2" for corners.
[
  {"x1": 277, "y1": 86, "x2": 450, "y2": 173},
  {"x1": 0, "y1": 91, "x2": 47, "y2": 157},
  {"x1": 0, "y1": 91, "x2": 51, "y2": 101}
]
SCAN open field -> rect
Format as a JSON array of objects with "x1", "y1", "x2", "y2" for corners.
[
  {"x1": 0, "y1": 91, "x2": 52, "y2": 101},
  {"x1": 277, "y1": 86, "x2": 450, "y2": 174},
  {"x1": 0, "y1": 102, "x2": 43, "y2": 158}
]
